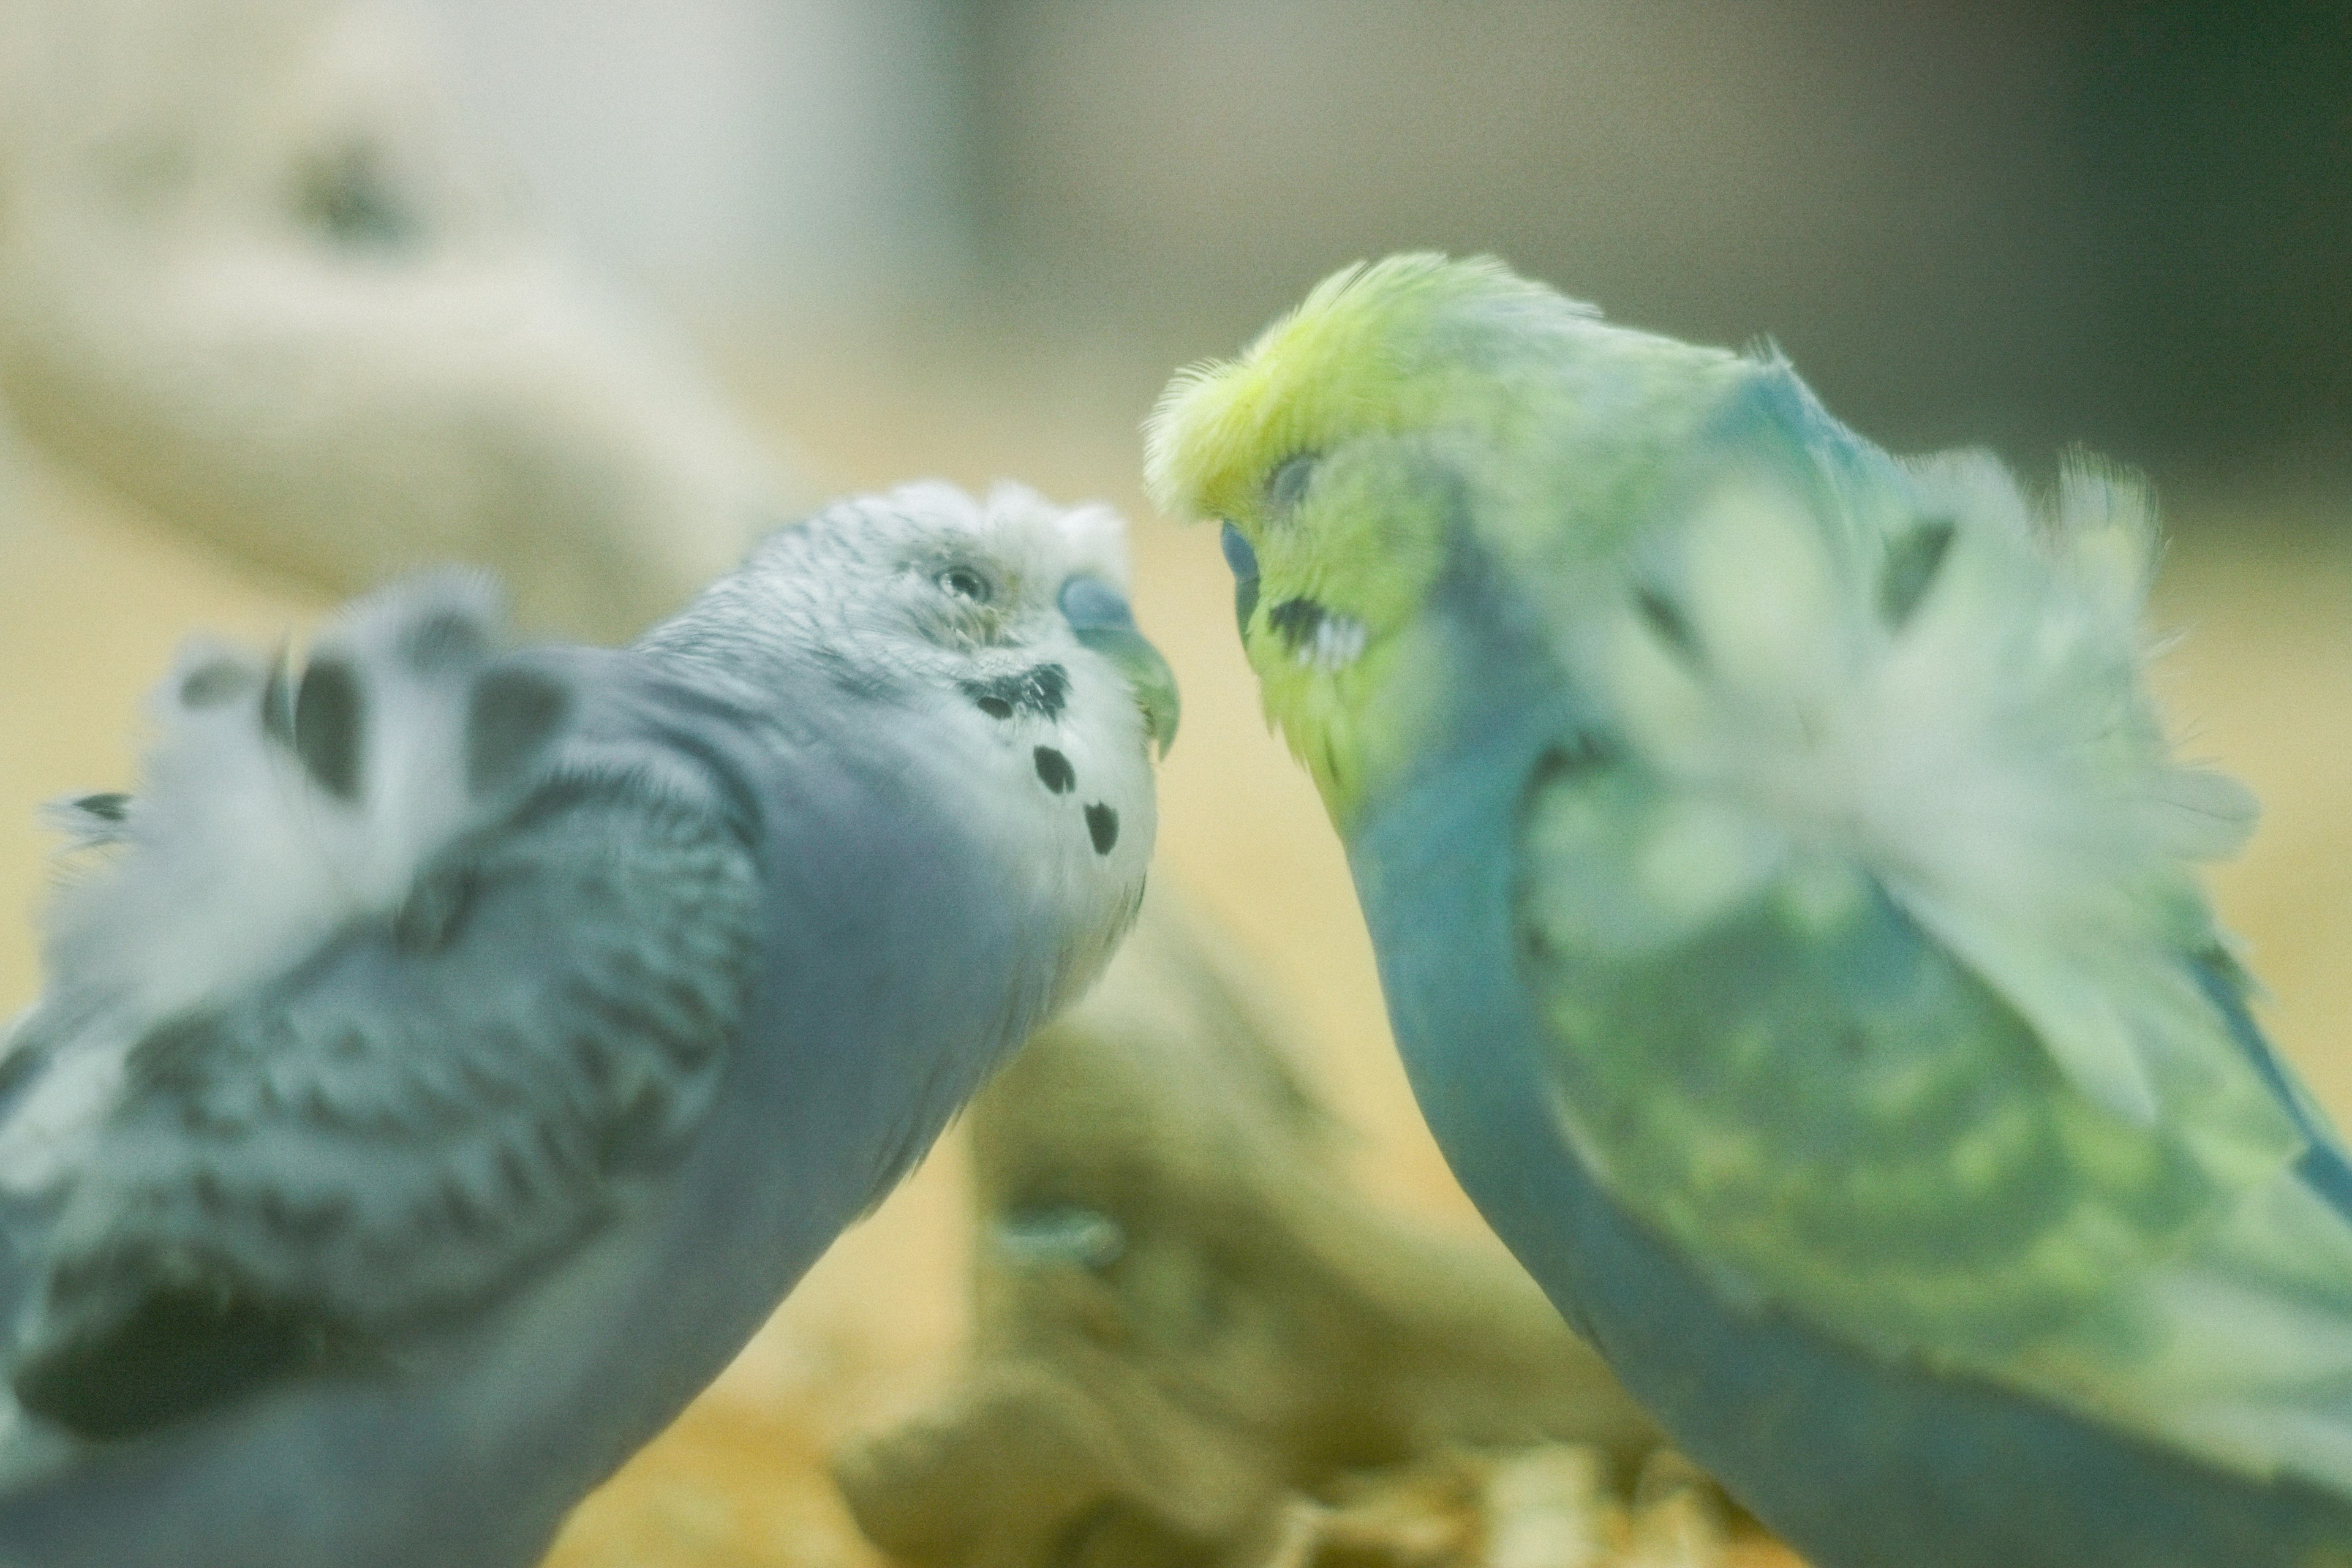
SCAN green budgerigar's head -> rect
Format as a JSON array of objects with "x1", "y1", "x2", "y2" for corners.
[
  {"x1": 1142, "y1": 255, "x2": 1541, "y2": 824},
  {"x1": 1147, "y1": 253, "x2": 1708, "y2": 828}
]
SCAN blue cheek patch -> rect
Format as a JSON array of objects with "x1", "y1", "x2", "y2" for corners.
[{"x1": 1220, "y1": 522, "x2": 1261, "y2": 641}]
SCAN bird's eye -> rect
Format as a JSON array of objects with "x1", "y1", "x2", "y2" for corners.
[
  {"x1": 1267, "y1": 451, "x2": 1318, "y2": 512},
  {"x1": 938, "y1": 566, "x2": 993, "y2": 603}
]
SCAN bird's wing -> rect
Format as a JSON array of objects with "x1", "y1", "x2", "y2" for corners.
[
  {"x1": 1515, "y1": 797, "x2": 2352, "y2": 1485},
  {"x1": 1504, "y1": 426, "x2": 2352, "y2": 1496},
  {"x1": 0, "y1": 581, "x2": 761, "y2": 1443}
]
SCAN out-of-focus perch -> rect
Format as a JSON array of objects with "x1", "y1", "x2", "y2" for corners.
[
  {"x1": 835, "y1": 895, "x2": 1795, "y2": 1567},
  {"x1": 0, "y1": 0, "x2": 800, "y2": 639}
]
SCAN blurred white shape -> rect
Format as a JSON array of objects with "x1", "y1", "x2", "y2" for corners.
[
  {"x1": 0, "y1": 0, "x2": 806, "y2": 638},
  {"x1": 407, "y1": 0, "x2": 973, "y2": 303}
]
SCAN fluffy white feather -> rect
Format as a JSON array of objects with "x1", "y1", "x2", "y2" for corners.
[
  {"x1": 37, "y1": 573, "x2": 547, "y2": 1028},
  {"x1": 1586, "y1": 453, "x2": 2255, "y2": 1129},
  {"x1": 0, "y1": 576, "x2": 567, "y2": 1199}
]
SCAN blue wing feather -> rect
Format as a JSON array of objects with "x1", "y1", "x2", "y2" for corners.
[{"x1": 2193, "y1": 954, "x2": 2352, "y2": 1223}]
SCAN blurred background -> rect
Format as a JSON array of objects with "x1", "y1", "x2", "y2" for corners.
[
  {"x1": 412, "y1": 0, "x2": 2352, "y2": 502},
  {"x1": 1, "y1": 1, "x2": 2347, "y2": 1563}
]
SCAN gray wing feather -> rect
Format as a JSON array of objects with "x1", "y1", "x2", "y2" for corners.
[{"x1": 15, "y1": 777, "x2": 759, "y2": 1436}]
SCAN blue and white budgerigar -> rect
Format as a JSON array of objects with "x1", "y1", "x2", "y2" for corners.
[
  {"x1": 1146, "y1": 254, "x2": 2352, "y2": 1567},
  {"x1": 0, "y1": 480, "x2": 1176, "y2": 1567}
]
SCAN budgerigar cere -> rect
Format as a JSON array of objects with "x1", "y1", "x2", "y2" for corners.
[
  {"x1": 0, "y1": 481, "x2": 1174, "y2": 1567},
  {"x1": 1147, "y1": 254, "x2": 2352, "y2": 1568}
]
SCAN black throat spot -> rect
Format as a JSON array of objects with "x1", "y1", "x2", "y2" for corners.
[
  {"x1": 1033, "y1": 746, "x2": 1076, "y2": 794},
  {"x1": 963, "y1": 662, "x2": 1069, "y2": 723},
  {"x1": 1264, "y1": 598, "x2": 1327, "y2": 657},
  {"x1": 1084, "y1": 802, "x2": 1119, "y2": 856}
]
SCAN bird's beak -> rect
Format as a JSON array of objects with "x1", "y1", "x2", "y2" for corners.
[
  {"x1": 1219, "y1": 521, "x2": 1260, "y2": 643},
  {"x1": 1060, "y1": 576, "x2": 1180, "y2": 758}
]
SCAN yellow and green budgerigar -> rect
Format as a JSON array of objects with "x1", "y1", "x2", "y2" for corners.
[{"x1": 1147, "y1": 253, "x2": 2352, "y2": 1568}]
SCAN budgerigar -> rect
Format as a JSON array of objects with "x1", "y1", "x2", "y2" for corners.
[
  {"x1": 1146, "y1": 254, "x2": 2352, "y2": 1567},
  {"x1": 0, "y1": 480, "x2": 1176, "y2": 1567}
]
